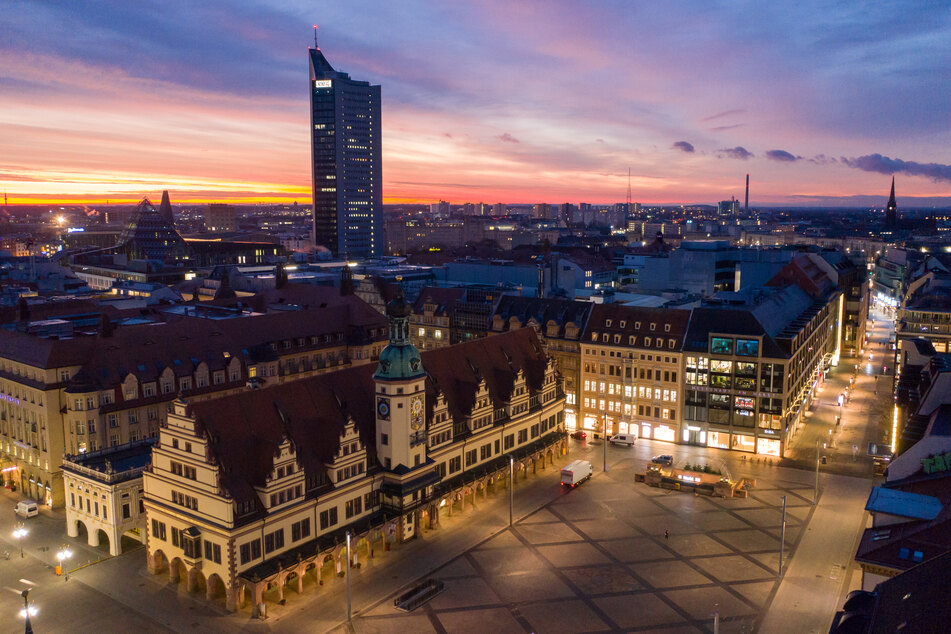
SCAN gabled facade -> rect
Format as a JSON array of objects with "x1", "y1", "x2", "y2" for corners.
[{"x1": 142, "y1": 296, "x2": 565, "y2": 614}]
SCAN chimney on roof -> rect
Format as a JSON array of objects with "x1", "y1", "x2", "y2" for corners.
[{"x1": 99, "y1": 313, "x2": 115, "y2": 337}]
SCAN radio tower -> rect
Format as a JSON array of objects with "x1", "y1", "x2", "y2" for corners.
[{"x1": 626, "y1": 168, "x2": 632, "y2": 212}]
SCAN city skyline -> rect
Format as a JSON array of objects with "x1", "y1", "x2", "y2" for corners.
[{"x1": 3, "y1": 1, "x2": 951, "y2": 206}]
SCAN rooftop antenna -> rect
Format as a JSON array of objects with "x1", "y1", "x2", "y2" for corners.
[{"x1": 313, "y1": 24, "x2": 319, "y2": 49}]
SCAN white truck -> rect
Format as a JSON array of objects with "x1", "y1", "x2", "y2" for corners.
[{"x1": 560, "y1": 460, "x2": 593, "y2": 487}]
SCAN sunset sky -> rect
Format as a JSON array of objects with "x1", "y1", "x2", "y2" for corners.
[{"x1": 3, "y1": 1, "x2": 951, "y2": 206}]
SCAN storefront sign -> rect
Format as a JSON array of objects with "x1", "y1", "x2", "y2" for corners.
[{"x1": 921, "y1": 452, "x2": 951, "y2": 475}]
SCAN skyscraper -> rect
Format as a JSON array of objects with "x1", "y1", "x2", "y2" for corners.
[{"x1": 309, "y1": 45, "x2": 382, "y2": 258}]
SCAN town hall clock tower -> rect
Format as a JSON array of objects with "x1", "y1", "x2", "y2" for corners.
[{"x1": 373, "y1": 283, "x2": 438, "y2": 539}]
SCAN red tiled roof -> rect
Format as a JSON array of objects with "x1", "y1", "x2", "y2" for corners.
[{"x1": 187, "y1": 328, "x2": 550, "y2": 503}]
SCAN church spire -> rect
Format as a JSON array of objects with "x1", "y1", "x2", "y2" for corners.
[{"x1": 886, "y1": 177, "x2": 898, "y2": 228}]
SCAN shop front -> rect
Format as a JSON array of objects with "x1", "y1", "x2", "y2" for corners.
[
  {"x1": 681, "y1": 425, "x2": 706, "y2": 446},
  {"x1": 654, "y1": 424, "x2": 677, "y2": 443},
  {"x1": 565, "y1": 408, "x2": 578, "y2": 430},
  {"x1": 757, "y1": 437, "x2": 781, "y2": 457},
  {"x1": 706, "y1": 430, "x2": 730, "y2": 449},
  {"x1": 731, "y1": 433, "x2": 756, "y2": 452}
]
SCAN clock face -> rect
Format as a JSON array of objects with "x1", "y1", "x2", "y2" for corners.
[
  {"x1": 410, "y1": 396, "x2": 424, "y2": 430},
  {"x1": 377, "y1": 397, "x2": 390, "y2": 420}
]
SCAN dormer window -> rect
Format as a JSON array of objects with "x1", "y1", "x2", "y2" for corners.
[
  {"x1": 619, "y1": 321, "x2": 626, "y2": 328},
  {"x1": 591, "y1": 332, "x2": 598, "y2": 341},
  {"x1": 635, "y1": 322, "x2": 641, "y2": 329},
  {"x1": 664, "y1": 324, "x2": 671, "y2": 332},
  {"x1": 650, "y1": 323, "x2": 656, "y2": 331},
  {"x1": 605, "y1": 319, "x2": 612, "y2": 327}
]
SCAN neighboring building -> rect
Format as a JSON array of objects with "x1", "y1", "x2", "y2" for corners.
[
  {"x1": 850, "y1": 407, "x2": 951, "y2": 597},
  {"x1": 410, "y1": 287, "x2": 464, "y2": 351},
  {"x1": 895, "y1": 342, "x2": 951, "y2": 455},
  {"x1": 62, "y1": 439, "x2": 153, "y2": 555},
  {"x1": 831, "y1": 550, "x2": 951, "y2": 634},
  {"x1": 680, "y1": 268, "x2": 843, "y2": 456},
  {"x1": 577, "y1": 305, "x2": 691, "y2": 442},
  {"x1": 143, "y1": 295, "x2": 565, "y2": 613},
  {"x1": 489, "y1": 296, "x2": 594, "y2": 431},
  {"x1": 116, "y1": 192, "x2": 189, "y2": 262},
  {"x1": 205, "y1": 204, "x2": 236, "y2": 233},
  {"x1": 309, "y1": 45, "x2": 382, "y2": 258},
  {"x1": 0, "y1": 286, "x2": 388, "y2": 507},
  {"x1": 897, "y1": 269, "x2": 951, "y2": 355}
]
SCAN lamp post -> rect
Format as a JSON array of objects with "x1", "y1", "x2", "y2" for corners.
[
  {"x1": 56, "y1": 545, "x2": 73, "y2": 581},
  {"x1": 20, "y1": 588, "x2": 35, "y2": 634},
  {"x1": 345, "y1": 531, "x2": 352, "y2": 626},
  {"x1": 779, "y1": 495, "x2": 787, "y2": 577},
  {"x1": 814, "y1": 440, "x2": 820, "y2": 505},
  {"x1": 602, "y1": 413, "x2": 608, "y2": 473},
  {"x1": 12, "y1": 524, "x2": 27, "y2": 558},
  {"x1": 508, "y1": 455, "x2": 514, "y2": 527}
]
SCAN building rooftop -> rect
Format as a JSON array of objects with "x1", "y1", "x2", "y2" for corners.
[{"x1": 865, "y1": 486, "x2": 943, "y2": 521}]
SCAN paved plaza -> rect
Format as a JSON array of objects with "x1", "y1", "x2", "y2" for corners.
[{"x1": 348, "y1": 458, "x2": 819, "y2": 634}]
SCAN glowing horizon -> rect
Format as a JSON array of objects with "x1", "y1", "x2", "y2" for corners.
[{"x1": 3, "y1": 2, "x2": 951, "y2": 208}]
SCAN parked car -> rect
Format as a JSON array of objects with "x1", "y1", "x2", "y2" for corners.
[
  {"x1": 14, "y1": 500, "x2": 38, "y2": 518},
  {"x1": 569, "y1": 430, "x2": 587, "y2": 440},
  {"x1": 650, "y1": 454, "x2": 674, "y2": 466},
  {"x1": 609, "y1": 433, "x2": 636, "y2": 446},
  {"x1": 560, "y1": 460, "x2": 593, "y2": 487}
]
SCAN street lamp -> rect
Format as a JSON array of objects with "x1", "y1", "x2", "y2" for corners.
[
  {"x1": 508, "y1": 455, "x2": 514, "y2": 527},
  {"x1": 56, "y1": 545, "x2": 73, "y2": 581},
  {"x1": 19, "y1": 588, "x2": 35, "y2": 634},
  {"x1": 345, "y1": 531, "x2": 352, "y2": 626},
  {"x1": 12, "y1": 524, "x2": 28, "y2": 558}
]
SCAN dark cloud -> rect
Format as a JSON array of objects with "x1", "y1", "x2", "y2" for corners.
[
  {"x1": 708, "y1": 124, "x2": 745, "y2": 132},
  {"x1": 766, "y1": 149, "x2": 801, "y2": 162},
  {"x1": 841, "y1": 153, "x2": 951, "y2": 182},
  {"x1": 496, "y1": 133, "x2": 520, "y2": 143},
  {"x1": 701, "y1": 109, "x2": 746, "y2": 122},
  {"x1": 717, "y1": 146, "x2": 753, "y2": 160},
  {"x1": 672, "y1": 141, "x2": 695, "y2": 153},
  {"x1": 808, "y1": 154, "x2": 838, "y2": 165}
]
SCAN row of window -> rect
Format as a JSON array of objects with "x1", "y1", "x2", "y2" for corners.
[
  {"x1": 270, "y1": 485, "x2": 303, "y2": 507},
  {"x1": 583, "y1": 398, "x2": 676, "y2": 421},
  {"x1": 170, "y1": 461, "x2": 197, "y2": 480},
  {"x1": 171, "y1": 490, "x2": 198, "y2": 510},
  {"x1": 336, "y1": 461, "x2": 365, "y2": 482},
  {"x1": 591, "y1": 332, "x2": 677, "y2": 349}
]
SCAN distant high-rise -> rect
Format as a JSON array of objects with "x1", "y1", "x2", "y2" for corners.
[
  {"x1": 309, "y1": 44, "x2": 382, "y2": 258},
  {"x1": 885, "y1": 177, "x2": 898, "y2": 228},
  {"x1": 205, "y1": 203, "x2": 236, "y2": 233}
]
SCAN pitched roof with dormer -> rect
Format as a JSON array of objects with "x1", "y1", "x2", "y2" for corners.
[{"x1": 185, "y1": 328, "x2": 550, "y2": 507}]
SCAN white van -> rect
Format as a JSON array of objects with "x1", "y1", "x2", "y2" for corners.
[
  {"x1": 15, "y1": 500, "x2": 38, "y2": 518},
  {"x1": 609, "y1": 434, "x2": 636, "y2": 446},
  {"x1": 560, "y1": 460, "x2": 593, "y2": 487}
]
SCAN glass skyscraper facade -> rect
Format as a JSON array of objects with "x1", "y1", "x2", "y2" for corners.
[{"x1": 309, "y1": 47, "x2": 383, "y2": 258}]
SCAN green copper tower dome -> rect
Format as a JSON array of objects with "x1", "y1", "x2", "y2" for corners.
[{"x1": 374, "y1": 283, "x2": 424, "y2": 381}]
